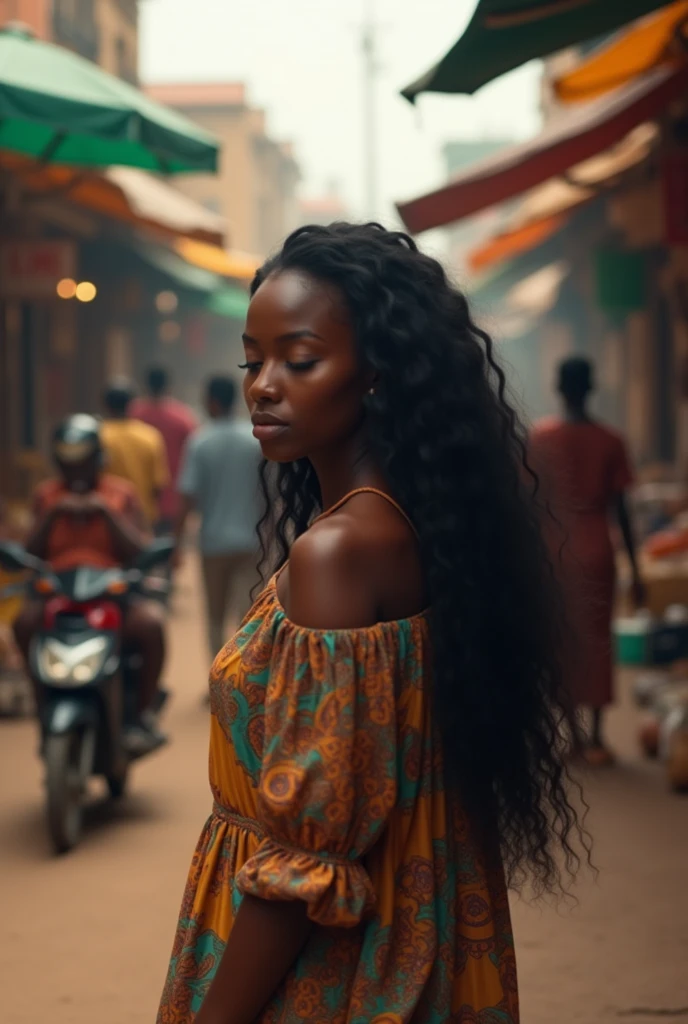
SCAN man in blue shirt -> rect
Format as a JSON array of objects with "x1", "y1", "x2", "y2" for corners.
[{"x1": 176, "y1": 377, "x2": 262, "y2": 664}]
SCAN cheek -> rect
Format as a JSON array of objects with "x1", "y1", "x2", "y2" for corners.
[{"x1": 296, "y1": 365, "x2": 364, "y2": 434}]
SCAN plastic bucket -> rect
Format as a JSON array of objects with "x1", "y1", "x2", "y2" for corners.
[{"x1": 614, "y1": 617, "x2": 651, "y2": 666}]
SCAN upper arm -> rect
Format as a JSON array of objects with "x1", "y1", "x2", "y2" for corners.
[{"x1": 286, "y1": 524, "x2": 378, "y2": 630}]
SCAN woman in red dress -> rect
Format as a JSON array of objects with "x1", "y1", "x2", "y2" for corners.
[{"x1": 531, "y1": 357, "x2": 644, "y2": 765}]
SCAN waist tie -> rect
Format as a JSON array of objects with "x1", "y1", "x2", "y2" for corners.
[{"x1": 212, "y1": 800, "x2": 264, "y2": 839}]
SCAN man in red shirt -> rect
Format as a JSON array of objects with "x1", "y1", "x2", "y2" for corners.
[
  {"x1": 13, "y1": 416, "x2": 166, "y2": 727},
  {"x1": 130, "y1": 367, "x2": 198, "y2": 533}
]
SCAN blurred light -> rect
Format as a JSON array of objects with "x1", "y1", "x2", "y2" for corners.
[
  {"x1": 158, "y1": 320, "x2": 181, "y2": 344},
  {"x1": 155, "y1": 290, "x2": 178, "y2": 314},
  {"x1": 75, "y1": 281, "x2": 97, "y2": 303},
  {"x1": 56, "y1": 278, "x2": 77, "y2": 299}
]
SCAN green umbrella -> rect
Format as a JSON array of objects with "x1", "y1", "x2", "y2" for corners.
[
  {"x1": 402, "y1": 0, "x2": 672, "y2": 100},
  {"x1": 0, "y1": 23, "x2": 218, "y2": 172}
]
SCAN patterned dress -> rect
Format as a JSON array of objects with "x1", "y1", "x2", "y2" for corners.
[{"x1": 157, "y1": 575, "x2": 518, "y2": 1023}]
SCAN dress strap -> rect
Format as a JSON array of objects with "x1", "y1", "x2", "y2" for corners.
[{"x1": 312, "y1": 487, "x2": 418, "y2": 539}]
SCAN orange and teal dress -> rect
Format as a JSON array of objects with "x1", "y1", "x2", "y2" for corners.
[{"x1": 157, "y1": 518, "x2": 518, "y2": 1023}]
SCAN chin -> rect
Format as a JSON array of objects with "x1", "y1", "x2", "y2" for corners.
[{"x1": 257, "y1": 439, "x2": 304, "y2": 464}]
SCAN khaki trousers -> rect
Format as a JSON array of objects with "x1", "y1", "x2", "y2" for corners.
[{"x1": 201, "y1": 551, "x2": 258, "y2": 660}]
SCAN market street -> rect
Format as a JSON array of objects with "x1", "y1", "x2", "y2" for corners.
[{"x1": 1, "y1": 560, "x2": 687, "y2": 1024}]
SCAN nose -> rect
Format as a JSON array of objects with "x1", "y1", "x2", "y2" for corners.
[{"x1": 247, "y1": 360, "x2": 281, "y2": 405}]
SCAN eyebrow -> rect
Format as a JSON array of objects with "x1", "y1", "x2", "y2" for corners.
[{"x1": 242, "y1": 330, "x2": 326, "y2": 345}]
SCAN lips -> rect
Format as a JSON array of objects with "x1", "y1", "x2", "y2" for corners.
[{"x1": 251, "y1": 412, "x2": 289, "y2": 442}]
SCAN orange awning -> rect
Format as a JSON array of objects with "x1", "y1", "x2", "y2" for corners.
[
  {"x1": 554, "y1": 1, "x2": 688, "y2": 103},
  {"x1": 173, "y1": 238, "x2": 261, "y2": 282},
  {"x1": 0, "y1": 151, "x2": 226, "y2": 246},
  {"x1": 468, "y1": 214, "x2": 567, "y2": 274}
]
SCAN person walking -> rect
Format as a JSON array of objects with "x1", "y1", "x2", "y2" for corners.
[
  {"x1": 157, "y1": 224, "x2": 587, "y2": 1024},
  {"x1": 531, "y1": 356, "x2": 644, "y2": 766},
  {"x1": 100, "y1": 380, "x2": 170, "y2": 528},
  {"x1": 130, "y1": 366, "x2": 198, "y2": 535},
  {"x1": 175, "y1": 376, "x2": 261, "y2": 662}
]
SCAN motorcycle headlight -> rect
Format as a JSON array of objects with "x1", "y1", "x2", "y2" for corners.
[
  {"x1": 39, "y1": 637, "x2": 109, "y2": 686},
  {"x1": 39, "y1": 645, "x2": 70, "y2": 682}
]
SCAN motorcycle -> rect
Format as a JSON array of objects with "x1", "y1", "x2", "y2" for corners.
[{"x1": 0, "y1": 538, "x2": 173, "y2": 853}]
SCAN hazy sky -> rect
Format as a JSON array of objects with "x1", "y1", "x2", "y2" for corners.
[{"x1": 140, "y1": 0, "x2": 541, "y2": 228}]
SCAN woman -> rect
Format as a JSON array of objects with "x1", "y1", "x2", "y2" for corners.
[
  {"x1": 158, "y1": 224, "x2": 586, "y2": 1024},
  {"x1": 531, "y1": 356, "x2": 643, "y2": 767}
]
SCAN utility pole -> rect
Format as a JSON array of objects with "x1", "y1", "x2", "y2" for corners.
[{"x1": 361, "y1": 0, "x2": 379, "y2": 221}]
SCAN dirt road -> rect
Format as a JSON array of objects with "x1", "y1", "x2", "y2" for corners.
[{"x1": 1, "y1": 562, "x2": 687, "y2": 1024}]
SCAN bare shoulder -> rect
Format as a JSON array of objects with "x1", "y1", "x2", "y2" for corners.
[{"x1": 282, "y1": 491, "x2": 424, "y2": 630}]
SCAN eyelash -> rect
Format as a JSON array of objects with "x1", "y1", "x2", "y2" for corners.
[
  {"x1": 287, "y1": 359, "x2": 318, "y2": 372},
  {"x1": 238, "y1": 360, "x2": 318, "y2": 373}
]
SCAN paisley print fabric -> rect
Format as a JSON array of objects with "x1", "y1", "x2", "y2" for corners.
[{"x1": 157, "y1": 576, "x2": 519, "y2": 1024}]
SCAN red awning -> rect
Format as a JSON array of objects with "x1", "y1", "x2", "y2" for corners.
[{"x1": 397, "y1": 64, "x2": 688, "y2": 234}]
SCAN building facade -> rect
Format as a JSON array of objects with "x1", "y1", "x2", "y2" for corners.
[
  {"x1": 0, "y1": 0, "x2": 139, "y2": 82},
  {"x1": 298, "y1": 182, "x2": 350, "y2": 227},
  {"x1": 145, "y1": 82, "x2": 300, "y2": 255}
]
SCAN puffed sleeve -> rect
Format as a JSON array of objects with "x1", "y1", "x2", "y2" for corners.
[{"x1": 235, "y1": 619, "x2": 398, "y2": 927}]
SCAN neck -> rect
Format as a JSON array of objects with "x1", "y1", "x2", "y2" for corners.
[
  {"x1": 309, "y1": 425, "x2": 387, "y2": 511},
  {"x1": 563, "y1": 400, "x2": 587, "y2": 422}
]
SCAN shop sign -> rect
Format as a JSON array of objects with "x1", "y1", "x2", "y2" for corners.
[
  {"x1": 594, "y1": 248, "x2": 646, "y2": 314},
  {"x1": 0, "y1": 240, "x2": 77, "y2": 298},
  {"x1": 662, "y1": 152, "x2": 688, "y2": 245}
]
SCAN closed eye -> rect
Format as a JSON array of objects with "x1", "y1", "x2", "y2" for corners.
[
  {"x1": 286, "y1": 360, "x2": 319, "y2": 373},
  {"x1": 238, "y1": 361, "x2": 262, "y2": 373}
]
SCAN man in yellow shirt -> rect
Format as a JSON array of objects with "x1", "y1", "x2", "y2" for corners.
[{"x1": 101, "y1": 381, "x2": 170, "y2": 527}]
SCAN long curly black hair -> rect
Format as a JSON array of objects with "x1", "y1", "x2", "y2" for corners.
[{"x1": 251, "y1": 222, "x2": 588, "y2": 894}]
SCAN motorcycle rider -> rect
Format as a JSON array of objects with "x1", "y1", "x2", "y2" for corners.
[{"x1": 12, "y1": 415, "x2": 167, "y2": 744}]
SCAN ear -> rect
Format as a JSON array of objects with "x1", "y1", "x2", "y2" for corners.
[{"x1": 364, "y1": 368, "x2": 378, "y2": 396}]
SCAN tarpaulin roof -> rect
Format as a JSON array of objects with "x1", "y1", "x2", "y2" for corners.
[
  {"x1": 0, "y1": 151, "x2": 225, "y2": 245},
  {"x1": 131, "y1": 238, "x2": 249, "y2": 319},
  {"x1": 173, "y1": 238, "x2": 261, "y2": 282},
  {"x1": 466, "y1": 122, "x2": 659, "y2": 271},
  {"x1": 397, "y1": 66, "x2": 684, "y2": 233},
  {"x1": 469, "y1": 215, "x2": 568, "y2": 274},
  {"x1": 402, "y1": 0, "x2": 674, "y2": 100},
  {"x1": 553, "y1": 0, "x2": 688, "y2": 103}
]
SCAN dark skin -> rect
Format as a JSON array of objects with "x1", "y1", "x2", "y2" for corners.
[{"x1": 193, "y1": 269, "x2": 425, "y2": 1024}]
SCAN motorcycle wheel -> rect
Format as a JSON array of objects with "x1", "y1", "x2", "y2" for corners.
[
  {"x1": 106, "y1": 766, "x2": 129, "y2": 800},
  {"x1": 44, "y1": 729, "x2": 94, "y2": 854}
]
